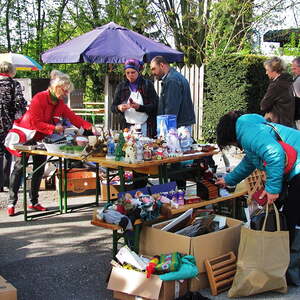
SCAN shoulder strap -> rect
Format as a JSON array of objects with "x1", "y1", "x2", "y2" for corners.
[{"x1": 265, "y1": 123, "x2": 282, "y2": 141}]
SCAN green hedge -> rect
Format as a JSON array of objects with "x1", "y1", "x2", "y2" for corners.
[{"x1": 202, "y1": 54, "x2": 269, "y2": 142}]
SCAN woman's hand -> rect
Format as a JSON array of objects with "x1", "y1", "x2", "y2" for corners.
[
  {"x1": 54, "y1": 124, "x2": 64, "y2": 134},
  {"x1": 215, "y1": 177, "x2": 226, "y2": 188},
  {"x1": 259, "y1": 190, "x2": 279, "y2": 204},
  {"x1": 118, "y1": 104, "x2": 130, "y2": 112},
  {"x1": 130, "y1": 101, "x2": 140, "y2": 110}
]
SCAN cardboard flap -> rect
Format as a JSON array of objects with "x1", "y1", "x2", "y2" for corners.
[
  {"x1": 139, "y1": 226, "x2": 191, "y2": 256},
  {"x1": 191, "y1": 218, "x2": 242, "y2": 273},
  {"x1": 107, "y1": 267, "x2": 162, "y2": 300}
]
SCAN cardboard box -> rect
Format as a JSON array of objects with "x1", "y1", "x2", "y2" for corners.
[
  {"x1": 100, "y1": 183, "x2": 120, "y2": 201},
  {"x1": 0, "y1": 276, "x2": 17, "y2": 300},
  {"x1": 108, "y1": 267, "x2": 188, "y2": 300},
  {"x1": 139, "y1": 217, "x2": 243, "y2": 291},
  {"x1": 56, "y1": 168, "x2": 97, "y2": 197}
]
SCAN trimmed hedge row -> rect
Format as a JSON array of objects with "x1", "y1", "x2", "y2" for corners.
[{"x1": 202, "y1": 54, "x2": 269, "y2": 142}]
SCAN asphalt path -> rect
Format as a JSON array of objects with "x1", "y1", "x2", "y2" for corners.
[{"x1": 0, "y1": 151, "x2": 300, "y2": 299}]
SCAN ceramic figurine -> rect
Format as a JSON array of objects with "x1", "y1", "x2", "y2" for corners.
[
  {"x1": 123, "y1": 140, "x2": 136, "y2": 164},
  {"x1": 136, "y1": 139, "x2": 144, "y2": 161},
  {"x1": 143, "y1": 145, "x2": 152, "y2": 161},
  {"x1": 166, "y1": 128, "x2": 181, "y2": 156},
  {"x1": 106, "y1": 137, "x2": 115, "y2": 159},
  {"x1": 115, "y1": 132, "x2": 125, "y2": 161},
  {"x1": 156, "y1": 147, "x2": 164, "y2": 160}
]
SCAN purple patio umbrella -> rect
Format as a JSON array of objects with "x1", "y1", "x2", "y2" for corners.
[{"x1": 41, "y1": 22, "x2": 183, "y2": 64}]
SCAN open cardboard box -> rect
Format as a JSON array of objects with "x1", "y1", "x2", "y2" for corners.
[
  {"x1": 139, "y1": 216, "x2": 243, "y2": 291},
  {"x1": 108, "y1": 267, "x2": 188, "y2": 300},
  {"x1": 0, "y1": 276, "x2": 17, "y2": 300}
]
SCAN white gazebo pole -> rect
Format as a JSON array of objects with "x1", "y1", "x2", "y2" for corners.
[{"x1": 104, "y1": 73, "x2": 111, "y2": 129}]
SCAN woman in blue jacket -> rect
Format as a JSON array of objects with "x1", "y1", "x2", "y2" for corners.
[{"x1": 215, "y1": 111, "x2": 300, "y2": 243}]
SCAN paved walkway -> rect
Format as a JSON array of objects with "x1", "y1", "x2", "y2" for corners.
[{"x1": 1, "y1": 151, "x2": 300, "y2": 299}]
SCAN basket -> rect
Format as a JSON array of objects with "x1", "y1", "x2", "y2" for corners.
[{"x1": 244, "y1": 169, "x2": 266, "y2": 203}]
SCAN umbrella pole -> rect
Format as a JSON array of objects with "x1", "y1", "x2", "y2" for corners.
[{"x1": 104, "y1": 73, "x2": 112, "y2": 129}]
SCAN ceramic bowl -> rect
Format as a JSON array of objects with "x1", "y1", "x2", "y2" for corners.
[{"x1": 76, "y1": 136, "x2": 89, "y2": 147}]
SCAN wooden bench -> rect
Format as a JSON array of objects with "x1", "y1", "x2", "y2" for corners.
[
  {"x1": 91, "y1": 185, "x2": 248, "y2": 257},
  {"x1": 91, "y1": 209, "x2": 143, "y2": 256}
]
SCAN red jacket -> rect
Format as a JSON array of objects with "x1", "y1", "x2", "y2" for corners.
[{"x1": 15, "y1": 90, "x2": 92, "y2": 141}]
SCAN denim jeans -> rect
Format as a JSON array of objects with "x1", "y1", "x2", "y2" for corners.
[{"x1": 8, "y1": 154, "x2": 47, "y2": 206}]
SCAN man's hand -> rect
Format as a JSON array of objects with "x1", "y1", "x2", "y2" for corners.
[
  {"x1": 130, "y1": 101, "x2": 140, "y2": 110},
  {"x1": 54, "y1": 124, "x2": 64, "y2": 134},
  {"x1": 259, "y1": 190, "x2": 279, "y2": 204},
  {"x1": 118, "y1": 104, "x2": 130, "y2": 112}
]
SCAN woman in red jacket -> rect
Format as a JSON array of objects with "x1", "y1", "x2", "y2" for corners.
[{"x1": 6, "y1": 73, "x2": 97, "y2": 216}]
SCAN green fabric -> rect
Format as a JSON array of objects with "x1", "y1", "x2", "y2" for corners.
[{"x1": 159, "y1": 255, "x2": 199, "y2": 281}]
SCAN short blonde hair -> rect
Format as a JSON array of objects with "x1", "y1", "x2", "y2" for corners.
[
  {"x1": 50, "y1": 69, "x2": 65, "y2": 80},
  {"x1": 264, "y1": 56, "x2": 285, "y2": 73},
  {"x1": 50, "y1": 73, "x2": 74, "y2": 93},
  {"x1": 0, "y1": 61, "x2": 16, "y2": 77}
]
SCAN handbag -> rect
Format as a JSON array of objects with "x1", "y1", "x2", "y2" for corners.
[
  {"x1": 265, "y1": 123, "x2": 297, "y2": 174},
  {"x1": 228, "y1": 203, "x2": 290, "y2": 297},
  {"x1": 250, "y1": 204, "x2": 288, "y2": 231}
]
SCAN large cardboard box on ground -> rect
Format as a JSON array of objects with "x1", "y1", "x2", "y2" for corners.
[
  {"x1": 108, "y1": 267, "x2": 188, "y2": 300},
  {"x1": 0, "y1": 275, "x2": 17, "y2": 300},
  {"x1": 139, "y1": 217, "x2": 243, "y2": 291}
]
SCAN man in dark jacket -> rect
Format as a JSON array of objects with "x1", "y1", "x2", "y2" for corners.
[
  {"x1": 150, "y1": 56, "x2": 195, "y2": 128},
  {"x1": 150, "y1": 56, "x2": 196, "y2": 190},
  {"x1": 260, "y1": 56, "x2": 295, "y2": 127}
]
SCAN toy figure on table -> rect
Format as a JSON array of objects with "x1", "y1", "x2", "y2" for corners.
[{"x1": 115, "y1": 132, "x2": 125, "y2": 161}]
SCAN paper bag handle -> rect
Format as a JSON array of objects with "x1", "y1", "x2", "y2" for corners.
[{"x1": 262, "y1": 203, "x2": 281, "y2": 232}]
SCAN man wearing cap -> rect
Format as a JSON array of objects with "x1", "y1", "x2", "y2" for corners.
[{"x1": 111, "y1": 58, "x2": 158, "y2": 138}]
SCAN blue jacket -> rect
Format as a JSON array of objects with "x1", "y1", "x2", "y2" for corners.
[
  {"x1": 225, "y1": 114, "x2": 300, "y2": 194},
  {"x1": 158, "y1": 68, "x2": 196, "y2": 127}
]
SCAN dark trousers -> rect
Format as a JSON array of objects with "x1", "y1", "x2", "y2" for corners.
[
  {"x1": 8, "y1": 154, "x2": 47, "y2": 206},
  {"x1": 284, "y1": 174, "x2": 300, "y2": 244},
  {"x1": 0, "y1": 143, "x2": 12, "y2": 188}
]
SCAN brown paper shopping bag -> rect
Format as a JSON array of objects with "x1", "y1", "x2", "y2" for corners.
[{"x1": 228, "y1": 203, "x2": 290, "y2": 297}]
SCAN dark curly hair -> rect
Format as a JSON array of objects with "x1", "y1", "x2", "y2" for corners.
[{"x1": 216, "y1": 111, "x2": 244, "y2": 149}]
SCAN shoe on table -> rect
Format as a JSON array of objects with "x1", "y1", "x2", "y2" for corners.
[
  {"x1": 28, "y1": 203, "x2": 47, "y2": 211},
  {"x1": 7, "y1": 206, "x2": 15, "y2": 216}
]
